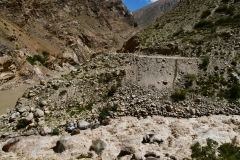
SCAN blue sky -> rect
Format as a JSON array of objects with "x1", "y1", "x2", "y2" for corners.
[{"x1": 122, "y1": 0, "x2": 158, "y2": 12}]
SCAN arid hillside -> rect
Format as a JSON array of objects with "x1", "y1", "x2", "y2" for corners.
[
  {"x1": 0, "y1": 0, "x2": 137, "y2": 90},
  {"x1": 133, "y1": 0, "x2": 179, "y2": 28},
  {"x1": 124, "y1": 0, "x2": 240, "y2": 103}
]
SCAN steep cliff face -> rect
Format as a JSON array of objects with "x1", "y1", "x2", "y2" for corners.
[
  {"x1": 133, "y1": 0, "x2": 179, "y2": 28},
  {"x1": 0, "y1": 0, "x2": 137, "y2": 89}
]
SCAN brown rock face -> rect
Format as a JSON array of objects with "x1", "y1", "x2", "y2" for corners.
[{"x1": 0, "y1": 0, "x2": 137, "y2": 89}]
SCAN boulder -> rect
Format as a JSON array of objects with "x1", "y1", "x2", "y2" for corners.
[
  {"x1": 90, "y1": 121, "x2": 101, "y2": 129},
  {"x1": 144, "y1": 152, "x2": 158, "y2": 158},
  {"x1": 71, "y1": 129, "x2": 80, "y2": 136},
  {"x1": 34, "y1": 109, "x2": 44, "y2": 117},
  {"x1": 133, "y1": 151, "x2": 144, "y2": 160},
  {"x1": 117, "y1": 146, "x2": 135, "y2": 158},
  {"x1": 190, "y1": 108, "x2": 196, "y2": 115},
  {"x1": 53, "y1": 140, "x2": 67, "y2": 153},
  {"x1": 24, "y1": 113, "x2": 34, "y2": 123},
  {"x1": 231, "y1": 72, "x2": 240, "y2": 82},
  {"x1": 40, "y1": 127, "x2": 52, "y2": 136},
  {"x1": 166, "y1": 105, "x2": 174, "y2": 112},
  {"x1": 90, "y1": 139, "x2": 107, "y2": 154},
  {"x1": 2, "y1": 138, "x2": 20, "y2": 152},
  {"x1": 40, "y1": 100, "x2": 48, "y2": 106},
  {"x1": 40, "y1": 80, "x2": 46, "y2": 85},
  {"x1": 77, "y1": 120, "x2": 90, "y2": 130},
  {"x1": 9, "y1": 112, "x2": 19, "y2": 122},
  {"x1": 101, "y1": 117, "x2": 111, "y2": 126},
  {"x1": 22, "y1": 130, "x2": 38, "y2": 136},
  {"x1": 17, "y1": 106, "x2": 30, "y2": 113},
  {"x1": 66, "y1": 122, "x2": 75, "y2": 132},
  {"x1": 142, "y1": 134, "x2": 154, "y2": 143}
]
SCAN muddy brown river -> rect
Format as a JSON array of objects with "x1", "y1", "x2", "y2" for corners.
[
  {"x1": 0, "y1": 70, "x2": 71, "y2": 115},
  {"x1": 0, "y1": 83, "x2": 33, "y2": 115}
]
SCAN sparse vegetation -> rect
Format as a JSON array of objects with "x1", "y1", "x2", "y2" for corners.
[
  {"x1": 171, "y1": 89, "x2": 187, "y2": 102},
  {"x1": 52, "y1": 128, "x2": 60, "y2": 135},
  {"x1": 228, "y1": 83, "x2": 240, "y2": 101},
  {"x1": 77, "y1": 152, "x2": 93, "y2": 159},
  {"x1": 190, "y1": 138, "x2": 240, "y2": 160},
  {"x1": 194, "y1": 20, "x2": 214, "y2": 29},
  {"x1": 201, "y1": 10, "x2": 211, "y2": 19},
  {"x1": 59, "y1": 90, "x2": 67, "y2": 96},
  {"x1": 215, "y1": 5, "x2": 235, "y2": 15},
  {"x1": 108, "y1": 85, "x2": 117, "y2": 97},
  {"x1": 200, "y1": 56, "x2": 210, "y2": 69},
  {"x1": 98, "y1": 104, "x2": 118, "y2": 121},
  {"x1": 16, "y1": 119, "x2": 28, "y2": 129},
  {"x1": 187, "y1": 74, "x2": 196, "y2": 81},
  {"x1": 42, "y1": 51, "x2": 50, "y2": 58},
  {"x1": 26, "y1": 55, "x2": 46, "y2": 65}
]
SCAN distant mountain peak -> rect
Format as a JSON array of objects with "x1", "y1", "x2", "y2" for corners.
[{"x1": 133, "y1": 0, "x2": 180, "y2": 28}]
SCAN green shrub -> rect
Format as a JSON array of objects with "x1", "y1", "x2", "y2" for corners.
[
  {"x1": 77, "y1": 152, "x2": 93, "y2": 159},
  {"x1": 33, "y1": 55, "x2": 45, "y2": 65},
  {"x1": 201, "y1": 10, "x2": 211, "y2": 19},
  {"x1": 228, "y1": 83, "x2": 240, "y2": 101},
  {"x1": 190, "y1": 138, "x2": 240, "y2": 160},
  {"x1": 231, "y1": 60, "x2": 237, "y2": 67},
  {"x1": 42, "y1": 51, "x2": 50, "y2": 58},
  {"x1": 52, "y1": 128, "x2": 60, "y2": 135},
  {"x1": 187, "y1": 74, "x2": 196, "y2": 81},
  {"x1": 98, "y1": 104, "x2": 118, "y2": 121},
  {"x1": 16, "y1": 119, "x2": 28, "y2": 129},
  {"x1": 171, "y1": 89, "x2": 187, "y2": 102},
  {"x1": 194, "y1": 20, "x2": 213, "y2": 29},
  {"x1": 216, "y1": 17, "x2": 232, "y2": 25},
  {"x1": 108, "y1": 85, "x2": 118, "y2": 97},
  {"x1": 234, "y1": 13, "x2": 240, "y2": 20},
  {"x1": 59, "y1": 90, "x2": 67, "y2": 96},
  {"x1": 85, "y1": 102, "x2": 93, "y2": 111},
  {"x1": 200, "y1": 56, "x2": 210, "y2": 69},
  {"x1": 222, "y1": 0, "x2": 231, "y2": 2},
  {"x1": 215, "y1": 5, "x2": 235, "y2": 15},
  {"x1": 218, "y1": 143, "x2": 240, "y2": 159},
  {"x1": 70, "y1": 111, "x2": 76, "y2": 117},
  {"x1": 26, "y1": 54, "x2": 46, "y2": 65},
  {"x1": 26, "y1": 57, "x2": 35, "y2": 65},
  {"x1": 173, "y1": 27, "x2": 184, "y2": 37}
]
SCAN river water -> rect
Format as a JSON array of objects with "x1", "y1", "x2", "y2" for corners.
[
  {"x1": 0, "y1": 70, "x2": 71, "y2": 115},
  {"x1": 0, "y1": 83, "x2": 33, "y2": 115}
]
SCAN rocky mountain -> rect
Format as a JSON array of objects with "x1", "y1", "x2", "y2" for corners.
[
  {"x1": 124, "y1": 0, "x2": 240, "y2": 104},
  {"x1": 0, "y1": 0, "x2": 137, "y2": 90},
  {"x1": 133, "y1": 0, "x2": 179, "y2": 28}
]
